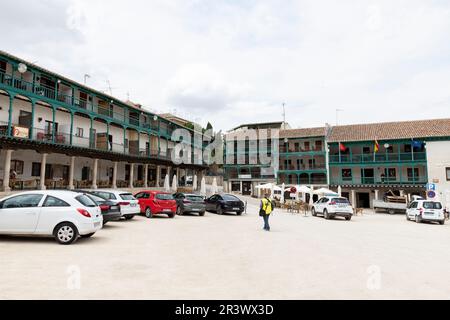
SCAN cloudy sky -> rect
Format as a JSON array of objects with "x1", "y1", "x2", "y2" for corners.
[{"x1": 2, "y1": 0, "x2": 450, "y2": 130}]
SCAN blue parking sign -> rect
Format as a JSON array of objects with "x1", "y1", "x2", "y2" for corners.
[{"x1": 427, "y1": 183, "x2": 436, "y2": 191}]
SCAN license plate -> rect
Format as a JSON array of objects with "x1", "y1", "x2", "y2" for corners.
[
  {"x1": 233, "y1": 208, "x2": 239, "y2": 210},
  {"x1": 130, "y1": 203, "x2": 137, "y2": 207},
  {"x1": 163, "y1": 209, "x2": 172, "y2": 212},
  {"x1": 111, "y1": 206, "x2": 118, "y2": 210},
  {"x1": 191, "y1": 208, "x2": 200, "y2": 211}
]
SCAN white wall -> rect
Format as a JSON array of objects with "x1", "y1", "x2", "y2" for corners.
[{"x1": 427, "y1": 141, "x2": 450, "y2": 209}]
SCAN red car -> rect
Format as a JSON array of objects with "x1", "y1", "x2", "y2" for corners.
[{"x1": 134, "y1": 191, "x2": 177, "y2": 218}]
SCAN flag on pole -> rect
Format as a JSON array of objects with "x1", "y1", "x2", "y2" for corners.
[
  {"x1": 374, "y1": 140, "x2": 380, "y2": 153},
  {"x1": 339, "y1": 142, "x2": 347, "y2": 152}
]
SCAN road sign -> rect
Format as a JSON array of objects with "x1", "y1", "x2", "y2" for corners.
[
  {"x1": 427, "y1": 183, "x2": 436, "y2": 191},
  {"x1": 427, "y1": 190, "x2": 436, "y2": 199}
]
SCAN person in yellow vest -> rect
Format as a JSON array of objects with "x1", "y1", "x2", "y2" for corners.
[{"x1": 260, "y1": 193, "x2": 274, "y2": 231}]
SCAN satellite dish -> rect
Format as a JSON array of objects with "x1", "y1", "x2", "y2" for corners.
[
  {"x1": 384, "y1": 143, "x2": 390, "y2": 149},
  {"x1": 153, "y1": 115, "x2": 158, "y2": 121},
  {"x1": 18, "y1": 63, "x2": 27, "y2": 74}
]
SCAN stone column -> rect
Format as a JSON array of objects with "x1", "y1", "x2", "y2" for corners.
[
  {"x1": 92, "y1": 158, "x2": 98, "y2": 189},
  {"x1": 374, "y1": 189, "x2": 380, "y2": 201},
  {"x1": 2, "y1": 149, "x2": 13, "y2": 192},
  {"x1": 176, "y1": 168, "x2": 181, "y2": 184},
  {"x1": 351, "y1": 190, "x2": 357, "y2": 208},
  {"x1": 144, "y1": 164, "x2": 149, "y2": 188},
  {"x1": 156, "y1": 165, "x2": 161, "y2": 187},
  {"x1": 112, "y1": 162, "x2": 118, "y2": 189},
  {"x1": 40, "y1": 153, "x2": 48, "y2": 190},
  {"x1": 129, "y1": 163, "x2": 134, "y2": 189},
  {"x1": 68, "y1": 156, "x2": 75, "y2": 190}
]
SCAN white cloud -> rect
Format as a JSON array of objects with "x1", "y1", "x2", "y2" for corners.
[{"x1": 1, "y1": 0, "x2": 449, "y2": 130}]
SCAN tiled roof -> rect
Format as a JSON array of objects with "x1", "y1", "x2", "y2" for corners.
[
  {"x1": 328, "y1": 118, "x2": 450, "y2": 143},
  {"x1": 280, "y1": 127, "x2": 327, "y2": 139}
]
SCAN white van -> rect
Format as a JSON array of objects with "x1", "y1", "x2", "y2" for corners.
[{"x1": 406, "y1": 200, "x2": 446, "y2": 225}]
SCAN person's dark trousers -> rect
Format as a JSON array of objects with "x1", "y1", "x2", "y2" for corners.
[{"x1": 263, "y1": 214, "x2": 270, "y2": 231}]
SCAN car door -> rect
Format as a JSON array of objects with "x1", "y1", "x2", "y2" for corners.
[
  {"x1": 0, "y1": 194, "x2": 44, "y2": 234},
  {"x1": 205, "y1": 195, "x2": 216, "y2": 211},
  {"x1": 407, "y1": 202, "x2": 417, "y2": 218},
  {"x1": 35, "y1": 195, "x2": 72, "y2": 234},
  {"x1": 315, "y1": 198, "x2": 325, "y2": 212}
]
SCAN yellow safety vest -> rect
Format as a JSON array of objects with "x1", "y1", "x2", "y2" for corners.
[{"x1": 262, "y1": 198, "x2": 273, "y2": 215}]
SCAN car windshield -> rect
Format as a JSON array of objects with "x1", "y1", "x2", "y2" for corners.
[
  {"x1": 120, "y1": 193, "x2": 136, "y2": 201},
  {"x1": 332, "y1": 198, "x2": 350, "y2": 204},
  {"x1": 93, "y1": 192, "x2": 115, "y2": 200},
  {"x1": 222, "y1": 195, "x2": 239, "y2": 201},
  {"x1": 156, "y1": 194, "x2": 174, "y2": 200},
  {"x1": 76, "y1": 194, "x2": 97, "y2": 207},
  {"x1": 86, "y1": 194, "x2": 106, "y2": 204},
  {"x1": 423, "y1": 202, "x2": 442, "y2": 209},
  {"x1": 186, "y1": 195, "x2": 204, "y2": 202}
]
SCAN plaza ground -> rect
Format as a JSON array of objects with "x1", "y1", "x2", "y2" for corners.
[{"x1": 1, "y1": 195, "x2": 449, "y2": 300}]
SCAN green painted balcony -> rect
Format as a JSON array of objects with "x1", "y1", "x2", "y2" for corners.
[{"x1": 329, "y1": 152, "x2": 427, "y2": 164}]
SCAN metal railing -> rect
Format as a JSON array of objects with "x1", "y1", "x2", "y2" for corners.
[
  {"x1": 329, "y1": 152, "x2": 427, "y2": 163},
  {"x1": 330, "y1": 176, "x2": 428, "y2": 185}
]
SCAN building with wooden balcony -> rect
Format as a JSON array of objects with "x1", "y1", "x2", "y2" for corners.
[
  {"x1": 0, "y1": 50, "x2": 207, "y2": 192},
  {"x1": 224, "y1": 119, "x2": 450, "y2": 209}
]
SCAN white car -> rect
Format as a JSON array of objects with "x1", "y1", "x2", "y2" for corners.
[
  {"x1": 0, "y1": 191, "x2": 103, "y2": 245},
  {"x1": 406, "y1": 200, "x2": 445, "y2": 225},
  {"x1": 89, "y1": 190, "x2": 140, "y2": 220},
  {"x1": 312, "y1": 197, "x2": 354, "y2": 221}
]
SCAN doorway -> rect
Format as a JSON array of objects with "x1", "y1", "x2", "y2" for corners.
[
  {"x1": 242, "y1": 181, "x2": 252, "y2": 195},
  {"x1": 357, "y1": 192, "x2": 371, "y2": 208}
]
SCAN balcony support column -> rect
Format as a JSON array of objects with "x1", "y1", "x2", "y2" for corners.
[
  {"x1": 69, "y1": 112, "x2": 74, "y2": 145},
  {"x1": 68, "y1": 156, "x2": 75, "y2": 190},
  {"x1": 106, "y1": 122, "x2": 110, "y2": 151},
  {"x1": 7, "y1": 94, "x2": 15, "y2": 137},
  {"x1": 2, "y1": 149, "x2": 13, "y2": 192},
  {"x1": 156, "y1": 166, "x2": 161, "y2": 188},
  {"x1": 51, "y1": 106, "x2": 56, "y2": 143},
  {"x1": 351, "y1": 190, "x2": 356, "y2": 209},
  {"x1": 30, "y1": 100, "x2": 36, "y2": 139},
  {"x1": 374, "y1": 189, "x2": 380, "y2": 201},
  {"x1": 123, "y1": 127, "x2": 127, "y2": 153},
  {"x1": 92, "y1": 159, "x2": 98, "y2": 189},
  {"x1": 129, "y1": 163, "x2": 134, "y2": 189},
  {"x1": 39, "y1": 153, "x2": 48, "y2": 190},
  {"x1": 112, "y1": 162, "x2": 118, "y2": 189},
  {"x1": 144, "y1": 164, "x2": 149, "y2": 188}
]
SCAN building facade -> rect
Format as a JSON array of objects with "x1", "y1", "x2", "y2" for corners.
[
  {"x1": 0, "y1": 51, "x2": 206, "y2": 193},
  {"x1": 225, "y1": 119, "x2": 450, "y2": 208}
]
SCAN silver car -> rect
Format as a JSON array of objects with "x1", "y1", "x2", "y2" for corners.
[{"x1": 173, "y1": 193, "x2": 206, "y2": 216}]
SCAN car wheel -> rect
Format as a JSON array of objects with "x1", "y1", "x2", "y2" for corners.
[
  {"x1": 439, "y1": 220, "x2": 445, "y2": 225},
  {"x1": 345, "y1": 216, "x2": 352, "y2": 221},
  {"x1": 415, "y1": 215, "x2": 422, "y2": 223},
  {"x1": 312, "y1": 208, "x2": 317, "y2": 217},
  {"x1": 54, "y1": 223, "x2": 78, "y2": 245},
  {"x1": 237, "y1": 211, "x2": 243, "y2": 216},
  {"x1": 388, "y1": 209, "x2": 395, "y2": 215},
  {"x1": 216, "y1": 205, "x2": 223, "y2": 215},
  {"x1": 168, "y1": 213, "x2": 175, "y2": 219},
  {"x1": 176, "y1": 206, "x2": 183, "y2": 216},
  {"x1": 324, "y1": 209, "x2": 330, "y2": 220},
  {"x1": 199, "y1": 211, "x2": 206, "y2": 217},
  {"x1": 145, "y1": 208, "x2": 153, "y2": 219},
  {"x1": 125, "y1": 215, "x2": 134, "y2": 220},
  {"x1": 81, "y1": 233, "x2": 95, "y2": 238},
  {"x1": 406, "y1": 214, "x2": 410, "y2": 221}
]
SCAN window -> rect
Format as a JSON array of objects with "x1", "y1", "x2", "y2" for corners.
[
  {"x1": 11, "y1": 160, "x2": 24, "y2": 175},
  {"x1": 408, "y1": 202, "x2": 418, "y2": 209},
  {"x1": 156, "y1": 194, "x2": 174, "y2": 200},
  {"x1": 135, "y1": 193, "x2": 149, "y2": 199},
  {"x1": 120, "y1": 193, "x2": 136, "y2": 201},
  {"x1": 76, "y1": 127, "x2": 84, "y2": 138},
  {"x1": 31, "y1": 162, "x2": 41, "y2": 177},
  {"x1": 75, "y1": 195, "x2": 96, "y2": 207},
  {"x1": 93, "y1": 191, "x2": 116, "y2": 200},
  {"x1": 304, "y1": 142, "x2": 310, "y2": 151},
  {"x1": 342, "y1": 169, "x2": 352, "y2": 181},
  {"x1": 423, "y1": 202, "x2": 443, "y2": 210},
  {"x1": 407, "y1": 168, "x2": 420, "y2": 179},
  {"x1": 363, "y1": 147, "x2": 371, "y2": 154},
  {"x1": 446, "y1": 168, "x2": 450, "y2": 181},
  {"x1": 0, "y1": 60, "x2": 6, "y2": 72},
  {"x1": 0, "y1": 194, "x2": 43, "y2": 209},
  {"x1": 43, "y1": 196, "x2": 70, "y2": 207},
  {"x1": 45, "y1": 120, "x2": 58, "y2": 135}
]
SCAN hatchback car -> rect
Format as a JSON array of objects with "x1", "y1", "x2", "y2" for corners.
[
  {"x1": 0, "y1": 191, "x2": 103, "y2": 245},
  {"x1": 77, "y1": 191, "x2": 121, "y2": 225},
  {"x1": 89, "y1": 190, "x2": 140, "y2": 220},
  {"x1": 406, "y1": 200, "x2": 445, "y2": 225},
  {"x1": 205, "y1": 194, "x2": 245, "y2": 215},
  {"x1": 134, "y1": 191, "x2": 177, "y2": 218},
  {"x1": 312, "y1": 197, "x2": 353, "y2": 220},
  {"x1": 173, "y1": 193, "x2": 206, "y2": 216}
]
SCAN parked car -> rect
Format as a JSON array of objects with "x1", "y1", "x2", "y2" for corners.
[
  {"x1": 205, "y1": 194, "x2": 245, "y2": 215},
  {"x1": 173, "y1": 193, "x2": 206, "y2": 216},
  {"x1": 134, "y1": 191, "x2": 177, "y2": 218},
  {"x1": 0, "y1": 191, "x2": 103, "y2": 245},
  {"x1": 89, "y1": 190, "x2": 139, "y2": 220},
  {"x1": 76, "y1": 191, "x2": 121, "y2": 225},
  {"x1": 406, "y1": 200, "x2": 445, "y2": 225},
  {"x1": 312, "y1": 197, "x2": 353, "y2": 220}
]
